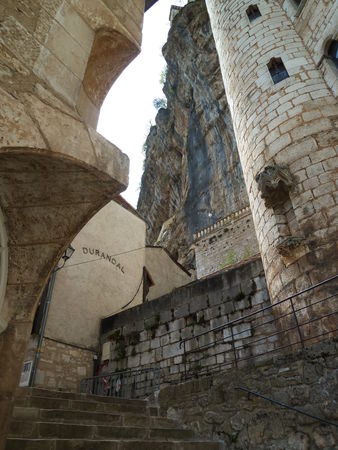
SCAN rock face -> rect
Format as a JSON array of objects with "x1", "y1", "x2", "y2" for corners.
[{"x1": 137, "y1": 0, "x2": 249, "y2": 268}]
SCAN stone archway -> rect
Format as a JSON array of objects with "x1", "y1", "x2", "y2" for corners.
[{"x1": 0, "y1": 0, "x2": 147, "y2": 445}]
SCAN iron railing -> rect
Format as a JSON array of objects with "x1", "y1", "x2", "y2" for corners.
[
  {"x1": 180, "y1": 275, "x2": 338, "y2": 379},
  {"x1": 235, "y1": 386, "x2": 338, "y2": 428},
  {"x1": 80, "y1": 366, "x2": 161, "y2": 399}
]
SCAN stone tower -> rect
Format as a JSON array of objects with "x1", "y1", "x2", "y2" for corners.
[{"x1": 205, "y1": 0, "x2": 337, "y2": 302}]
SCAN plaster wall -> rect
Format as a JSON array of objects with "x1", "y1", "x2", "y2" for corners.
[
  {"x1": 45, "y1": 200, "x2": 146, "y2": 351},
  {"x1": 146, "y1": 247, "x2": 191, "y2": 301},
  {"x1": 205, "y1": 0, "x2": 338, "y2": 304}
]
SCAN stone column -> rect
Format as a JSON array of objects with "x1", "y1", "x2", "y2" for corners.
[{"x1": 205, "y1": 0, "x2": 337, "y2": 303}]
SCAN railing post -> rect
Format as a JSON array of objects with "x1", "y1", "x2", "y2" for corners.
[
  {"x1": 230, "y1": 325, "x2": 238, "y2": 368},
  {"x1": 290, "y1": 297, "x2": 304, "y2": 348}
]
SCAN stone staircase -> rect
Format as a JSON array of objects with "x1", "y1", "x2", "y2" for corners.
[{"x1": 6, "y1": 388, "x2": 223, "y2": 449}]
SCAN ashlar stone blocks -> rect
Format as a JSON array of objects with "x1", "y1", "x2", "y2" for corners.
[
  {"x1": 0, "y1": 1, "x2": 145, "y2": 448},
  {"x1": 206, "y1": 0, "x2": 338, "y2": 303}
]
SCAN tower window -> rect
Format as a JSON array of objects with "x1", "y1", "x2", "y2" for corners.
[
  {"x1": 327, "y1": 40, "x2": 338, "y2": 69},
  {"x1": 268, "y1": 58, "x2": 289, "y2": 84},
  {"x1": 246, "y1": 5, "x2": 261, "y2": 22}
]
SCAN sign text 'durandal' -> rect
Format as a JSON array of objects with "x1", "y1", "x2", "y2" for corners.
[{"x1": 82, "y1": 247, "x2": 125, "y2": 274}]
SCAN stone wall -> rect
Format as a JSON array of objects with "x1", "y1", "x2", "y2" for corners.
[
  {"x1": 194, "y1": 207, "x2": 260, "y2": 278},
  {"x1": 158, "y1": 339, "x2": 338, "y2": 449},
  {"x1": 206, "y1": 0, "x2": 338, "y2": 306},
  {"x1": 24, "y1": 336, "x2": 95, "y2": 392},
  {"x1": 280, "y1": 0, "x2": 338, "y2": 96},
  {"x1": 0, "y1": 0, "x2": 141, "y2": 445},
  {"x1": 101, "y1": 258, "x2": 272, "y2": 382}
]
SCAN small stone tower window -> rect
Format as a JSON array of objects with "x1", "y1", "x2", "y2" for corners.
[
  {"x1": 327, "y1": 40, "x2": 338, "y2": 69},
  {"x1": 268, "y1": 58, "x2": 289, "y2": 84},
  {"x1": 246, "y1": 5, "x2": 261, "y2": 22}
]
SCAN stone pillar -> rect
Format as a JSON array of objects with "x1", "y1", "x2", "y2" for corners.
[{"x1": 205, "y1": 0, "x2": 338, "y2": 303}]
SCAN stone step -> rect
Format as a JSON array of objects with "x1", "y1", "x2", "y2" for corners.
[
  {"x1": 9, "y1": 420, "x2": 196, "y2": 441},
  {"x1": 6, "y1": 439, "x2": 222, "y2": 450},
  {"x1": 16, "y1": 387, "x2": 148, "y2": 407},
  {"x1": 15, "y1": 395, "x2": 149, "y2": 415},
  {"x1": 13, "y1": 406, "x2": 176, "y2": 428}
]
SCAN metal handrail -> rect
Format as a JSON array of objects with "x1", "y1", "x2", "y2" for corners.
[
  {"x1": 180, "y1": 274, "x2": 337, "y2": 379},
  {"x1": 80, "y1": 366, "x2": 161, "y2": 399},
  {"x1": 235, "y1": 386, "x2": 338, "y2": 428},
  {"x1": 179, "y1": 274, "x2": 338, "y2": 348}
]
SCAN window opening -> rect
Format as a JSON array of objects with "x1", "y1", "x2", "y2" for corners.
[
  {"x1": 268, "y1": 58, "x2": 289, "y2": 84},
  {"x1": 246, "y1": 5, "x2": 261, "y2": 22},
  {"x1": 327, "y1": 40, "x2": 338, "y2": 69}
]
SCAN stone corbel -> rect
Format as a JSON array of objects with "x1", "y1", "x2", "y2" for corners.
[
  {"x1": 276, "y1": 236, "x2": 306, "y2": 257},
  {"x1": 255, "y1": 165, "x2": 294, "y2": 208}
]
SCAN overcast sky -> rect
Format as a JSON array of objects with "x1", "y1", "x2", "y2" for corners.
[{"x1": 98, "y1": 0, "x2": 187, "y2": 207}]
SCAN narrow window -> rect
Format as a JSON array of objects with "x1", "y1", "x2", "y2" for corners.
[
  {"x1": 268, "y1": 58, "x2": 289, "y2": 84},
  {"x1": 246, "y1": 5, "x2": 261, "y2": 22},
  {"x1": 327, "y1": 40, "x2": 338, "y2": 69}
]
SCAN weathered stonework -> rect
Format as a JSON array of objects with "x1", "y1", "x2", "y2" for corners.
[
  {"x1": 138, "y1": 0, "x2": 250, "y2": 269},
  {"x1": 0, "y1": 1, "x2": 145, "y2": 447},
  {"x1": 194, "y1": 207, "x2": 260, "y2": 278},
  {"x1": 205, "y1": 0, "x2": 338, "y2": 305},
  {"x1": 101, "y1": 258, "x2": 271, "y2": 382},
  {"x1": 24, "y1": 337, "x2": 94, "y2": 392},
  {"x1": 158, "y1": 339, "x2": 338, "y2": 449}
]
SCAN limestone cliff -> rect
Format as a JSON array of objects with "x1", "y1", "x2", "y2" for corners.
[{"x1": 137, "y1": 0, "x2": 249, "y2": 268}]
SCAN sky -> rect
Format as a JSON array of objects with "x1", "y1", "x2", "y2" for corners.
[{"x1": 98, "y1": 0, "x2": 188, "y2": 207}]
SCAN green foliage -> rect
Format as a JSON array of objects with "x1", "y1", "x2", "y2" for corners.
[
  {"x1": 145, "y1": 314, "x2": 161, "y2": 338},
  {"x1": 233, "y1": 292, "x2": 245, "y2": 302},
  {"x1": 110, "y1": 329, "x2": 121, "y2": 341},
  {"x1": 153, "y1": 97, "x2": 167, "y2": 110},
  {"x1": 129, "y1": 331, "x2": 140, "y2": 346},
  {"x1": 192, "y1": 363, "x2": 202, "y2": 377},
  {"x1": 160, "y1": 66, "x2": 168, "y2": 86},
  {"x1": 114, "y1": 336, "x2": 126, "y2": 361},
  {"x1": 243, "y1": 245, "x2": 251, "y2": 259},
  {"x1": 220, "y1": 250, "x2": 238, "y2": 269},
  {"x1": 228, "y1": 432, "x2": 239, "y2": 443}
]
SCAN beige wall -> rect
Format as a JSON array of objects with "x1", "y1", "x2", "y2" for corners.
[
  {"x1": 45, "y1": 200, "x2": 146, "y2": 351},
  {"x1": 24, "y1": 203, "x2": 193, "y2": 390},
  {"x1": 146, "y1": 247, "x2": 191, "y2": 301}
]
